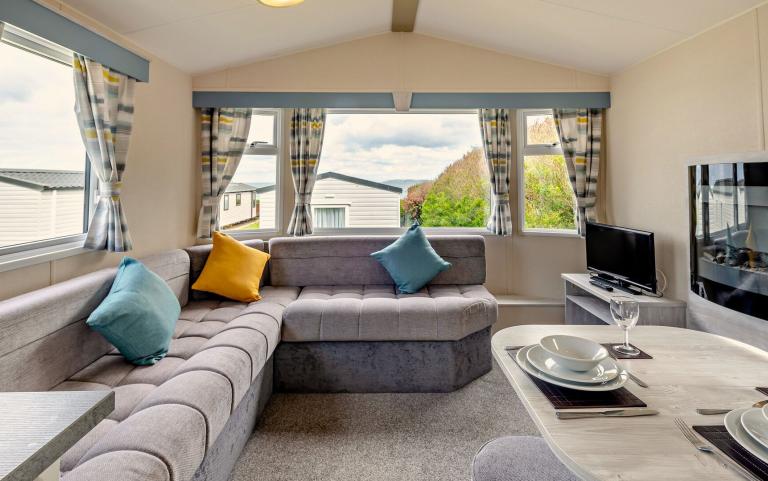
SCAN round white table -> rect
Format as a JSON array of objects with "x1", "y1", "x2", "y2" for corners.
[{"x1": 492, "y1": 325, "x2": 768, "y2": 481}]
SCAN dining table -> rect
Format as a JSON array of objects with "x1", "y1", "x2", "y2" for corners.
[{"x1": 492, "y1": 324, "x2": 768, "y2": 481}]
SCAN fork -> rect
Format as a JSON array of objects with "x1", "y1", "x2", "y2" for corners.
[{"x1": 673, "y1": 418, "x2": 761, "y2": 481}]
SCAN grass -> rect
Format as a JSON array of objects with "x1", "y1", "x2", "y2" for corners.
[{"x1": 234, "y1": 220, "x2": 260, "y2": 230}]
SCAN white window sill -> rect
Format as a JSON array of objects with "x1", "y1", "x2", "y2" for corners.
[
  {"x1": 0, "y1": 240, "x2": 89, "y2": 274},
  {"x1": 519, "y1": 228, "x2": 581, "y2": 238},
  {"x1": 311, "y1": 227, "x2": 494, "y2": 236}
]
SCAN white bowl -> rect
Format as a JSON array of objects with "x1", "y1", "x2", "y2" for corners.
[{"x1": 539, "y1": 335, "x2": 609, "y2": 372}]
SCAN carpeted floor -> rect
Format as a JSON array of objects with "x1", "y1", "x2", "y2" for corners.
[{"x1": 231, "y1": 362, "x2": 538, "y2": 481}]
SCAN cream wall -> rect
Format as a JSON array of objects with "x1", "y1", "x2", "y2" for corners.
[
  {"x1": 0, "y1": 3, "x2": 197, "y2": 300},
  {"x1": 607, "y1": 7, "x2": 768, "y2": 347},
  {"x1": 196, "y1": 33, "x2": 605, "y2": 301}
]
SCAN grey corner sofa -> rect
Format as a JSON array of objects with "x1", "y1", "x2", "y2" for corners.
[{"x1": 0, "y1": 235, "x2": 496, "y2": 481}]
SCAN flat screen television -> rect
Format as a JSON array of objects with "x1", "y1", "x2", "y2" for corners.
[
  {"x1": 586, "y1": 222, "x2": 657, "y2": 294},
  {"x1": 689, "y1": 156, "x2": 768, "y2": 321}
]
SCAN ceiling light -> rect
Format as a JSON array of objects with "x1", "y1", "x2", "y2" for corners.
[{"x1": 258, "y1": 0, "x2": 304, "y2": 7}]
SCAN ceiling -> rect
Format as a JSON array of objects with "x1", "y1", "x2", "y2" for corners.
[{"x1": 62, "y1": 0, "x2": 766, "y2": 75}]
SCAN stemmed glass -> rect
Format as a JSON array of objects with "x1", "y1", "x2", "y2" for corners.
[{"x1": 609, "y1": 296, "x2": 641, "y2": 356}]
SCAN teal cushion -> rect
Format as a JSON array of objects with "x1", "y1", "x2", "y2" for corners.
[
  {"x1": 371, "y1": 223, "x2": 451, "y2": 294},
  {"x1": 87, "y1": 257, "x2": 180, "y2": 366}
]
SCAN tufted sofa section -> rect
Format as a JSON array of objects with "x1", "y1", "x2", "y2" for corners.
[
  {"x1": 283, "y1": 284, "x2": 496, "y2": 341},
  {"x1": 57, "y1": 287, "x2": 298, "y2": 481}
]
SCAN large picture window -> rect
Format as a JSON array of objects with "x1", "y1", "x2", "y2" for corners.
[
  {"x1": 0, "y1": 25, "x2": 92, "y2": 253},
  {"x1": 517, "y1": 109, "x2": 577, "y2": 234},
  {"x1": 319, "y1": 111, "x2": 487, "y2": 230},
  {"x1": 219, "y1": 109, "x2": 280, "y2": 231}
]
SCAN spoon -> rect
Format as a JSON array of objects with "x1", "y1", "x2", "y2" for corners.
[{"x1": 696, "y1": 400, "x2": 768, "y2": 415}]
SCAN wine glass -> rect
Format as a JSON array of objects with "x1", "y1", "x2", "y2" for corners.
[{"x1": 609, "y1": 296, "x2": 640, "y2": 356}]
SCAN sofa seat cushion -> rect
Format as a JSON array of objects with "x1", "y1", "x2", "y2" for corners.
[
  {"x1": 282, "y1": 284, "x2": 497, "y2": 342},
  {"x1": 54, "y1": 286, "x2": 299, "y2": 480}
]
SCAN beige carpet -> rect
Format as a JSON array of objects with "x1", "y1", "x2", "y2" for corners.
[{"x1": 231, "y1": 362, "x2": 538, "y2": 481}]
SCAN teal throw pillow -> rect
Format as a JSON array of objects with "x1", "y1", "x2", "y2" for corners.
[
  {"x1": 371, "y1": 223, "x2": 451, "y2": 294},
  {"x1": 87, "y1": 257, "x2": 180, "y2": 365}
]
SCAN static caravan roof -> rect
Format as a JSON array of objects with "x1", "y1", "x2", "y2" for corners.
[
  {"x1": 253, "y1": 172, "x2": 403, "y2": 194},
  {"x1": 0, "y1": 169, "x2": 85, "y2": 191}
]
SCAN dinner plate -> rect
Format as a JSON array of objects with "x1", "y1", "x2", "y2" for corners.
[
  {"x1": 514, "y1": 345, "x2": 628, "y2": 392},
  {"x1": 741, "y1": 408, "x2": 768, "y2": 450},
  {"x1": 725, "y1": 408, "x2": 768, "y2": 464},
  {"x1": 526, "y1": 344, "x2": 619, "y2": 384}
]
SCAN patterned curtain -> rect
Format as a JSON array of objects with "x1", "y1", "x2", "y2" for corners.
[
  {"x1": 73, "y1": 54, "x2": 136, "y2": 252},
  {"x1": 196, "y1": 108, "x2": 252, "y2": 238},
  {"x1": 479, "y1": 108, "x2": 513, "y2": 235},
  {"x1": 553, "y1": 108, "x2": 603, "y2": 236},
  {"x1": 287, "y1": 108, "x2": 326, "y2": 236},
  {"x1": 0, "y1": 22, "x2": 5, "y2": 39}
]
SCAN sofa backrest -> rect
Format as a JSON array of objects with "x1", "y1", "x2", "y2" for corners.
[
  {"x1": 184, "y1": 239, "x2": 268, "y2": 301},
  {"x1": 0, "y1": 249, "x2": 190, "y2": 392},
  {"x1": 268, "y1": 235, "x2": 486, "y2": 287}
]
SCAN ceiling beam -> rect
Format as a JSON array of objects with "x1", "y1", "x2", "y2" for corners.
[{"x1": 391, "y1": 0, "x2": 419, "y2": 32}]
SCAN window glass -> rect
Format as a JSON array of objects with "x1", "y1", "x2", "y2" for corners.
[
  {"x1": 220, "y1": 110, "x2": 279, "y2": 231},
  {"x1": 314, "y1": 207, "x2": 346, "y2": 228},
  {"x1": 519, "y1": 110, "x2": 576, "y2": 233},
  {"x1": 0, "y1": 28, "x2": 89, "y2": 250},
  {"x1": 320, "y1": 112, "x2": 487, "y2": 229}
]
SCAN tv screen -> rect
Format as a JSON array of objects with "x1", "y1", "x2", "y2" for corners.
[{"x1": 586, "y1": 222, "x2": 657, "y2": 293}]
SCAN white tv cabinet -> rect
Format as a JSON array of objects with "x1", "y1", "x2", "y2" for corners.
[{"x1": 562, "y1": 273, "x2": 686, "y2": 327}]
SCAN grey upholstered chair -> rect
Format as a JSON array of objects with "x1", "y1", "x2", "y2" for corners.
[{"x1": 472, "y1": 436, "x2": 581, "y2": 481}]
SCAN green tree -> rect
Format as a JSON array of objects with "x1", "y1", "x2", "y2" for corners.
[
  {"x1": 523, "y1": 154, "x2": 576, "y2": 230},
  {"x1": 419, "y1": 147, "x2": 490, "y2": 227}
]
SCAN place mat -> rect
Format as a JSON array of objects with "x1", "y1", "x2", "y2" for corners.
[
  {"x1": 757, "y1": 387, "x2": 768, "y2": 397},
  {"x1": 693, "y1": 425, "x2": 768, "y2": 481},
  {"x1": 508, "y1": 352, "x2": 647, "y2": 410},
  {"x1": 601, "y1": 343, "x2": 653, "y2": 360}
]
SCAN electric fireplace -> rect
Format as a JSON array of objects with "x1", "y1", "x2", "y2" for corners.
[{"x1": 689, "y1": 154, "x2": 768, "y2": 320}]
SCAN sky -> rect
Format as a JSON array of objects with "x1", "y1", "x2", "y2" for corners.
[
  {"x1": 232, "y1": 112, "x2": 483, "y2": 187},
  {"x1": 0, "y1": 41, "x2": 85, "y2": 171}
]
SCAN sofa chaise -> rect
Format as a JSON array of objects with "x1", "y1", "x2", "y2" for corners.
[{"x1": 0, "y1": 235, "x2": 496, "y2": 481}]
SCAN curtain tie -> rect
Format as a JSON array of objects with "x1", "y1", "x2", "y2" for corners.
[
  {"x1": 99, "y1": 182, "x2": 122, "y2": 198},
  {"x1": 295, "y1": 193, "x2": 312, "y2": 204},
  {"x1": 202, "y1": 196, "x2": 219, "y2": 207},
  {"x1": 493, "y1": 193, "x2": 510, "y2": 203},
  {"x1": 576, "y1": 197, "x2": 596, "y2": 209}
]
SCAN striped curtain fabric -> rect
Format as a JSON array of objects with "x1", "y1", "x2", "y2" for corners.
[
  {"x1": 553, "y1": 108, "x2": 603, "y2": 236},
  {"x1": 479, "y1": 108, "x2": 513, "y2": 236},
  {"x1": 73, "y1": 54, "x2": 136, "y2": 252},
  {"x1": 196, "y1": 108, "x2": 252, "y2": 238},
  {"x1": 0, "y1": 22, "x2": 5, "y2": 39},
  {"x1": 287, "y1": 108, "x2": 326, "y2": 236}
]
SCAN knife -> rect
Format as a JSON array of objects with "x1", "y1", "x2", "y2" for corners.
[{"x1": 556, "y1": 409, "x2": 659, "y2": 419}]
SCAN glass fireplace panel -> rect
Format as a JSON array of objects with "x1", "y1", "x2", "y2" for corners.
[{"x1": 690, "y1": 161, "x2": 768, "y2": 320}]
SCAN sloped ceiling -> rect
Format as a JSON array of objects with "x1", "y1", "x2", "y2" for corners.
[{"x1": 60, "y1": 0, "x2": 765, "y2": 75}]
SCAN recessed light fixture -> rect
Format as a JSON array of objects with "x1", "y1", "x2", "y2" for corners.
[{"x1": 258, "y1": 0, "x2": 304, "y2": 7}]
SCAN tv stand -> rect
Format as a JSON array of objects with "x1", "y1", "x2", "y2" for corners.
[{"x1": 562, "y1": 273, "x2": 686, "y2": 327}]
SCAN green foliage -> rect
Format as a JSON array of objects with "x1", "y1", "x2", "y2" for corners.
[
  {"x1": 523, "y1": 155, "x2": 576, "y2": 230},
  {"x1": 406, "y1": 147, "x2": 490, "y2": 228},
  {"x1": 421, "y1": 191, "x2": 488, "y2": 227}
]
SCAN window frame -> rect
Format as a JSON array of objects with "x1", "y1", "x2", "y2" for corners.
[
  {"x1": 0, "y1": 24, "x2": 96, "y2": 269},
  {"x1": 312, "y1": 108, "x2": 491, "y2": 236},
  {"x1": 516, "y1": 109, "x2": 579, "y2": 237},
  {"x1": 312, "y1": 205, "x2": 350, "y2": 229},
  {"x1": 222, "y1": 109, "x2": 282, "y2": 237}
]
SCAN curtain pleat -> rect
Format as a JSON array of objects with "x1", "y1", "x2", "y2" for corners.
[
  {"x1": 479, "y1": 108, "x2": 513, "y2": 236},
  {"x1": 553, "y1": 108, "x2": 603, "y2": 236},
  {"x1": 287, "y1": 108, "x2": 326, "y2": 236},
  {"x1": 73, "y1": 54, "x2": 136, "y2": 252},
  {"x1": 0, "y1": 22, "x2": 5, "y2": 40},
  {"x1": 196, "y1": 108, "x2": 252, "y2": 238}
]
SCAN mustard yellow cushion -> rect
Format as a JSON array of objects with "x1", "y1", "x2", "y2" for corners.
[{"x1": 191, "y1": 232, "x2": 270, "y2": 302}]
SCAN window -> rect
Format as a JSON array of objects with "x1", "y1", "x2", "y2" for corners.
[
  {"x1": 319, "y1": 111, "x2": 487, "y2": 230},
  {"x1": 517, "y1": 109, "x2": 577, "y2": 234},
  {"x1": 220, "y1": 109, "x2": 280, "y2": 232},
  {"x1": 314, "y1": 206, "x2": 347, "y2": 228},
  {"x1": 223, "y1": 195, "x2": 229, "y2": 211},
  {"x1": 0, "y1": 25, "x2": 93, "y2": 253}
]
